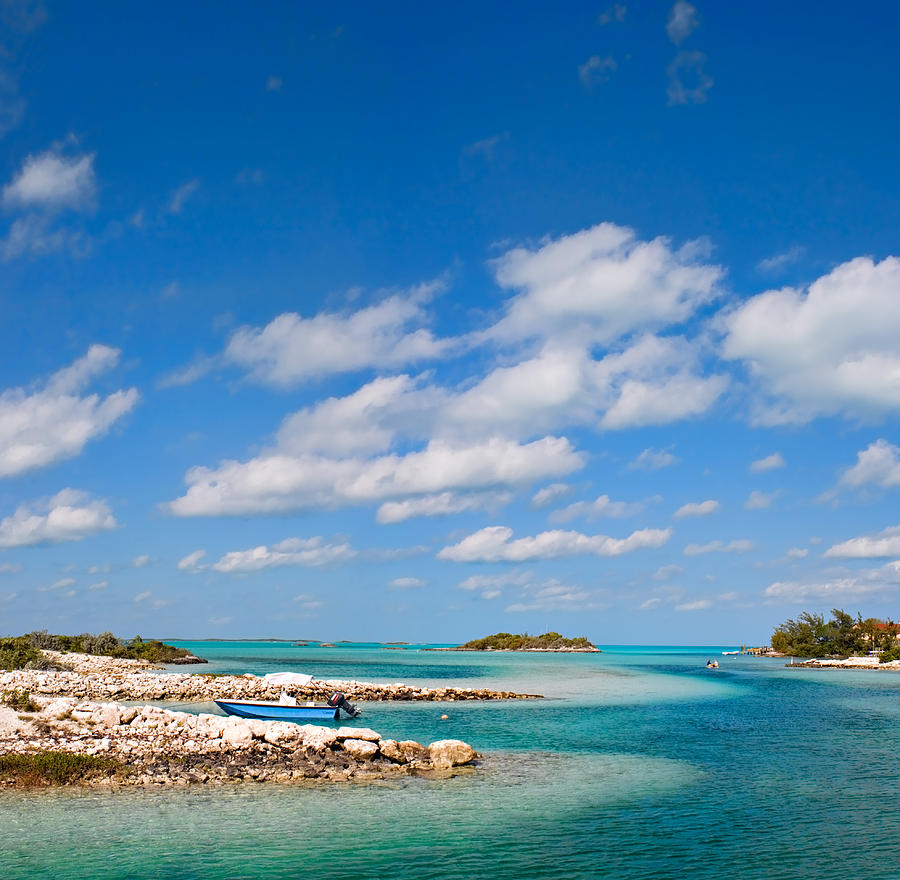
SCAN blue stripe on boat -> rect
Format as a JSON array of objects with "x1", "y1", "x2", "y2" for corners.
[{"x1": 214, "y1": 699, "x2": 339, "y2": 722}]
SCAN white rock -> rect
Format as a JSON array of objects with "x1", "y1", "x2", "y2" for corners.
[
  {"x1": 335, "y1": 726, "x2": 380, "y2": 742},
  {"x1": 42, "y1": 698, "x2": 75, "y2": 719},
  {"x1": 298, "y1": 725, "x2": 339, "y2": 751},
  {"x1": 222, "y1": 720, "x2": 253, "y2": 746},
  {"x1": 342, "y1": 738, "x2": 378, "y2": 759},
  {"x1": 263, "y1": 722, "x2": 303, "y2": 748},
  {"x1": 428, "y1": 739, "x2": 477, "y2": 770}
]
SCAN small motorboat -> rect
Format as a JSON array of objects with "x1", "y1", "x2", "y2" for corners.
[{"x1": 215, "y1": 690, "x2": 360, "y2": 723}]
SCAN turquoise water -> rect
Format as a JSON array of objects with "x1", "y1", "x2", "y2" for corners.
[{"x1": 3, "y1": 644, "x2": 900, "y2": 879}]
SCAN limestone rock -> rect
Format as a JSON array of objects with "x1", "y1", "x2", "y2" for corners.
[
  {"x1": 42, "y1": 698, "x2": 76, "y2": 719},
  {"x1": 263, "y1": 722, "x2": 303, "y2": 748},
  {"x1": 298, "y1": 725, "x2": 339, "y2": 751},
  {"x1": 342, "y1": 738, "x2": 378, "y2": 759},
  {"x1": 335, "y1": 726, "x2": 380, "y2": 742},
  {"x1": 222, "y1": 720, "x2": 253, "y2": 747},
  {"x1": 428, "y1": 739, "x2": 477, "y2": 769}
]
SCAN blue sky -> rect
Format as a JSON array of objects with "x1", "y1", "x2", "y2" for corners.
[{"x1": 1, "y1": 0, "x2": 900, "y2": 644}]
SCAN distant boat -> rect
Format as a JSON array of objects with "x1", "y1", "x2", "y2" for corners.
[
  {"x1": 215, "y1": 690, "x2": 360, "y2": 722},
  {"x1": 722, "y1": 650, "x2": 740, "y2": 655}
]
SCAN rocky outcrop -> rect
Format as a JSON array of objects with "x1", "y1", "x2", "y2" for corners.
[
  {"x1": 1, "y1": 658, "x2": 542, "y2": 702},
  {"x1": 0, "y1": 697, "x2": 480, "y2": 787}
]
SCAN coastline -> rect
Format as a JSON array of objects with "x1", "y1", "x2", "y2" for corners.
[
  {"x1": 785, "y1": 657, "x2": 900, "y2": 670},
  {"x1": 0, "y1": 698, "x2": 478, "y2": 787}
]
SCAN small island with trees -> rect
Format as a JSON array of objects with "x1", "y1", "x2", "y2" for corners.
[
  {"x1": 445, "y1": 632, "x2": 600, "y2": 652},
  {"x1": 771, "y1": 609, "x2": 900, "y2": 665}
]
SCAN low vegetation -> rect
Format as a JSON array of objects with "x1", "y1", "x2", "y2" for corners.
[
  {"x1": 0, "y1": 631, "x2": 198, "y2": 669},
  {"x1": 458, "y1": 632, "x2": 597, "y2": 651},
  {"x1": 0, "y1": 752, "x2": 121, "y2": 786},
  {"x1": 0, "y1": 688, "x2": 38, "y2": 712},
  {"x1": 771, "y1": 609, "x2": 899, "y2": 659}
]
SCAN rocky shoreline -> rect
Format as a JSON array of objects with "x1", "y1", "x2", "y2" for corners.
[
  {"x1": 785, "y1": 657, "x2": 900, "y2": 670},
  {"x1": 0, "y1": 650, "x2": 542, "y2": 702},
  {"x1": 0, "y1": 697, "x2": 478, "y2": 787}
]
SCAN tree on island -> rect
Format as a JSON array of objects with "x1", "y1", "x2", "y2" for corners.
[{"x1": 771, "y1": 609, "x2": 899, "y2": 659}]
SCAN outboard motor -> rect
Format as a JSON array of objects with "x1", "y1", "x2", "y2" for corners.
[{"x1": 327, "y1": 691, "x2": 360, "y2": 718}]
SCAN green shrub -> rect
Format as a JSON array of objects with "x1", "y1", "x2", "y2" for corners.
[
  {"x1": 0, "y1": 637, "x2": 50, "y2": 670},
  {"x1": 879, "y1": 646, "x2": 900, "y2": 663},
  {"x1": 460, "y1": 632, "x2": 596, "y2": 650},
  {"x1": 0, "y1": 688, "x2": 37, "y2": 711},
  {"x1": 0, "y1": 752, "x2": 120, "y2": 786}
]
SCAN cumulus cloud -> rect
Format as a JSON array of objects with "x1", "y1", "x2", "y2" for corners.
[
  {"x1": 489, "y1": 223, "x2": 722, "y2": 345},
  {"x1": 3, "y1": 148, "x2": 96, "y2": 212},
  {"x1": 630, "y1": 447, "x2": 677, "y2": 470},
  {"x1": 825, "y1": 525, "x2": 900, "y2": 559},
  {"x1": 0, "y1": 345, "x2": 138, "y2": 478},
  {"x1": 684, "y1": 539, "x2": 753, "y2": 556},
  {"x1": 673, "y1": 499, "x2": 719, "y2": 518},
  {"x1": 0, "y1": 489, "x2": 116, "y2": 548},
  {"x1": 223, "y1": 282, "x2": 452, "y2": 387},
  {"x1": 37, "y1": 576, "x2": 75, "y2": 593},
  {"x1": 723, "y1": 257, "x2": 900, "y2": 423},
  {"x1": 666, "y1": 1, "x2": 699, "y2": 43},
  {"x1": 549, "y1": 494, "x2": 648, "y2": 523},
  {"x1": 376, "y1": 490, "x2": 512, "y2": 524},
  {"x1": 438, "y1": 525, "x2": 671, "y2": 563},
  {"x1": 388, "y1": 577, "x2": 426, "y2": 589},
  {"x1": 666, "y1": 51, "x2": 713, "y2": 105},
  {"x1": 579, "y1": 55, "x2": 617, "y2": 88},
  {"x1": 750, "y1": 452, "x2": 785, "y2": 473},
  {"x1": 169, "y1": 436, "x2": 584, "y2": 517},
  {"x1": 531, "y1": 483, "x2": 571, "y2": 509},
  {"x1": 787, "y1": 547, "x2": 808, "y2": 559},
  {"x1": 132, "y1": 554, "x2": 150, "y2": 568},
  {"x1": 764, "y1": 574, "x2": 900, "y2": 602},
  {"x1": 458, "y1": 570, "x2": 535, "y2": 591},
  {"x1": 745, "y1": 489, "x2": 780, "y2": 510},
  {"x1": 184, "y1": 537, "x2": 357, "y2": 574},
  {"x1": 505, "y1": 581, "x2": 596, "y2": 613},
  {"x1": 840, "y1": 439, "x2": 900, "y2": 489},
  {"x1": 758, "y1": 246, "x2": 804, "y2": 274}
]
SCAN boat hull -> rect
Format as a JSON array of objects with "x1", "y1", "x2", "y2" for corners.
[{"x1": 214, "y1": 699, "x2": 339, "y2": 722}]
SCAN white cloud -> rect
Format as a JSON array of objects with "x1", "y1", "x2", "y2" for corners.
[
  {"x1": 684, "y1": 539, "x2": 753, "y2": 556},
  {"x1": 169, "y1": 179, "x2": 199, "y2": 214},
  {"x1": 462, "y1": 133, "x2": 507, "y2": 160},
  {"x1": 458, "y1": 570, "x2": 535, "y2": 591},
  {"x1": 654, "y1": 564, "x2": 683, "y2": 580},
  {"x1": 675, "y1": 598, "x2": 711, "y2": 612},
  {"x1": 841, "y1": 439, "x2": 900, "y2": 489},
  {"x1": 438, "y1": 525, "x2": 671, "y2": 563},
  {"x1": 37, "y1": 576, "x2": 75, "y2": 593},
  {"x1": 579, "y1": 55, "x2": 617, "y2": 88},
  {"x1": 0, "y1": 489, "x2": 116, "y2": 548},
  {"x1": 550, "y1": 494, "x2": 648, "y2": 523},
  {"x1": 205, "y1": 537, "x2": 357, "y2": 573},
  {"x1": 764, "y1": 576, "x2": 899, "y2": 602},
  {"x1": 169, "y1": 435, "x2": 584, "y2": 517},
  {"x1": 376, "y1": 490, "x2": 512, "y2": 524},
  {"x1": 177, "y1": 550, "x2": 206, "y2": 571},
  {"x1": 489, "y1": 223, "x2": 722, "y2": 345},
  {"x1": 824, "y1": 525, "x2": 900, "y2": 559},
  {"x1": 630, "y1": 447, "x2": 677, "y2": 470},
  {"x1": 388, "y1": 577, "x2": 426, "y2": 589},
  {"x1": 674, "y1": 499, "x2": 719, "y2": 518},
  {"x1": 723, "y1": 257, "x2": 900, "y2": 423},
  {"x1": 0, "y1": 345, "x2": 138, "y2": 477},
  {"x1": 787, "y1": 547, "x2": 809, "y2": 559},
  {"x1": 745, "y1": 489, "x2": 780, "y2": 510},
  {"x1": 597, "y1": 4, "x2": 627, "y2": 25},
  {"x1": 531, "y1": 482, "x2": 571, "y2": 508},
  {"x1": 1, "y1": 212, "x2": 86, "y2": 259},
  {"x1": 750, "y1": 452, "x2": 785, "y2": 473},
  {"x1": 132, "y1": 554, "x2": 150, "y2": 568},
  {"x1": 505, "y1": 581, "x2": 595, "y2": 613},
  {"x1": 667, "y1": 51, "x2": 713, "y2": 105},
  {"x1": 0, "y1": 562, "x2": 23, "y2": 573},
  {"x1": 134, "y1": 590, "x2": 151, "y2": 602},
  {"x1": 3, "y1": 148, "x2": 96, "y2": 211},
  {"x1": 294, "y1": 593, "x2": 324, "y2": 611},
  {"x1": 758, "y1": 246, "x2": 804, "y2": 274},
  {"x1": 223, "y1": 282, "x2": 451, "y2": 387},
  {"x1": 666, "y1": 1, "x2": 699, "y2": 43},
  {"x1": 88, "y1": 580, "x2": 108, "y2": 590}
]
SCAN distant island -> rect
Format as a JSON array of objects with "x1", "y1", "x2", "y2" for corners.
[
  {"x1": 0, "y1": 631, "x2": 206, "y2": 669},
  {"x1": 442, "y1": 632, "x2": 600, "y2": 653},
  {"x1": 772, "y1": 609, "x2": 900, "y2": 663}
]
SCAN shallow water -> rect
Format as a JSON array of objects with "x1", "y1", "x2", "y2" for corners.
[{"x1": 2, "y1": 644, "x2": 899, "y2": 879}]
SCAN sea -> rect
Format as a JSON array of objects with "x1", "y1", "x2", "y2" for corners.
[{"x1": 2, "y1": 641, "x2": 900, "y2": 879}]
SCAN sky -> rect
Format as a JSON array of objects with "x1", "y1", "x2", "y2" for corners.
[{"x1": 1, "y1": 0, "x2": 900, "y2": 644}]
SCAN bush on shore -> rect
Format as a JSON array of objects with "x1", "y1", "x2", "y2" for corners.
[
  {"x1": 771, "y1": 609, "x2": 899, "y2": 658},
  {"x1": 0, "y1": 688, "x2": 37, "y2": 711},
  {"x1": 0, "y1": 631, "x2": 196, "y2": 669},
  {"x1": 0, "y1": 752, "x2": 121, "y2": 786}
]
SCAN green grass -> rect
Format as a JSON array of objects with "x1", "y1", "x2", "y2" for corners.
[
  {"x1": 1, "y1": 688, "x2": 37, "y2": 711},
  {"x1": 0, "y1": 752, "x2": 122, "y2": 786}
]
